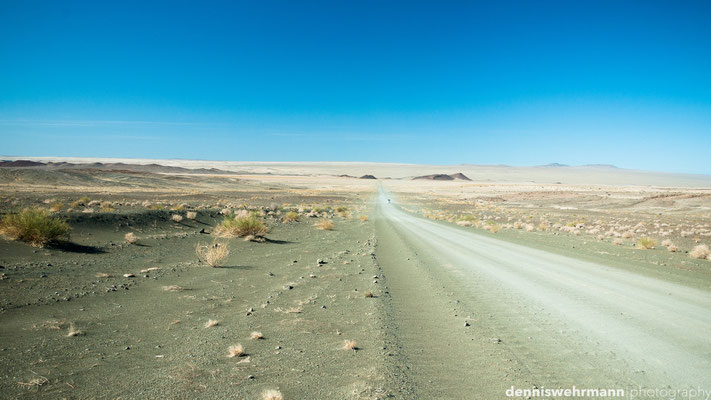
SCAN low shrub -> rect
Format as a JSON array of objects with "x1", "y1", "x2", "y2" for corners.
[
  {"x1": 690, "y1": 244, "x2": 710, "y2": 260},
  {"x1": 0, "y1": 208, "x2": 70, "y2": 246},
  {"x1": 314, "y1": 220, "x2": 334, "y2": 230},
  {"x1": 638, "y1": 237, "x2": 657, "y2": 249},
  {"x1": 216, "y1": 212, "x2": 268, "y2": 238},
  {"x1": 195, "y1": 241, "x2": 230, "y2": 267},
  {"x1": 283, "y1": 211, "x2": 300, "y2": 222},
  {"x1": 124, "y1": 232, "x2": 138, "y2": 244}
]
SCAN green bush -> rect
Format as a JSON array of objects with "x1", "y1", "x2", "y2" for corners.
[
  {"x1": 283, "y1": 211, "x2": 300, "y2": 222},
  {"x1": 216, "y1": 212, "x2": 268, "y2": 238},
  {"x1": 0, "y1": 208, "x2": 71, "y2": 246}
]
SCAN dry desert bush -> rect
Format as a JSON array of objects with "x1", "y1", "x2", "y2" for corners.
[
  {"x1": 186, "y1": 211, "x2": 197, "y2": 220},
  {"x1": 283, "y1": 211, "x2": 300, "y2": 222},
  {"x1": 262, "y1": 390, "x2": 284, "y2": 400},
  {"x1": 100, "y1": 201, "x2": 115, "y2": 212},
  {"x1": 162, "y1": 285, "x2": 187, "y2": 291},
  {"x1": 17, "y1": 376, "x2": 49, "y2": 389},
  {"x1": 342, "y1": 340, "x2": 358, "y2": 350},
  {"x1": 171, "y1": 214, "x2": 184, "y2": 222},
  {"x1": 250, "y1": 331, "x2": 264, "y2": 340},
  {"x1": 67, "y1": 324, "x2": 82, "y2": 337},
  {"x1": 638, "y1": 237, "x2": 657, "y2": 250},
  {"x1": 195, "y1": 242, "x2": 230, "y2": 267},
  {"x1": 690, "y1": 244, "x2": 710, "y2": 260},
  {"x1": 227, "y1": 344, "x2": 245, "y2": 357},
  {"x1": 0, "y1": 208, "x2": 70, "y2": 247},
  {"x1": 124, "y1": 232, "x2": 138, "y2": 244},
  {"x1": 315, "y1": 220, "x2": 334, "y2": 230},
  {"x1": 216, "y1": 212, "x2": 268, "y2": 238}
]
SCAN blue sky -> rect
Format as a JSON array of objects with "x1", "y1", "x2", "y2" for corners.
[{"x1": 1, "y1": 0, "x2": 710, "y2": 174}]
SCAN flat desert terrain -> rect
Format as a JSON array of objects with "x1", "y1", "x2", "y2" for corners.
[{"x1": 1, "y1": 159, "x2": 710, "y2": 399}]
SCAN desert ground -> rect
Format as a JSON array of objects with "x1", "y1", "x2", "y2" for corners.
[{"x1": 1, "y1": 159, "x2": 711, "y2": 399}]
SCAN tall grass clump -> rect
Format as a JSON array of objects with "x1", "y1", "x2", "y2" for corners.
[
  {"x1": 215, "y1": 211, "x2": 268, "y2": 238},
  {"x1": 195, "y1": 241, "x2": 230, "y2": 267},
  {"x1": 638, "y1": 236, "x2": 657, "y2": 250},
  {"x1": 314, "y1": 220, "x2": 334, "y2": 230},
  {"x1": 0, "y1": 208, "x2": 70, "y2": 247},
  {"x1": 283, "y1": 211, "x2": 300, "y2": 222},
  {"x1": 690, "y1": 244, "x2": 710, "y2": 260}
]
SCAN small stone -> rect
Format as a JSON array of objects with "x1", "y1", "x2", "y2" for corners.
[{"x1": 123, "y1": 273, "x2": 135, "y2": 278}]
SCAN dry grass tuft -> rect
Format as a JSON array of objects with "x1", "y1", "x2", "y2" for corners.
[
  {"x1": 358, "y1": 215, "x2": 369, "y2": 222},
  {"x1": 613, "y1": 238, "x2": 624, "y2": 246},
  {"x1": 195, "y1": 242, "x2": 230, "y2": 267},
  {"x1": 342, "y1": 340, "x2": 358, "y2": 351},
  {"x1": 283, "y1": 211, "x2": 300, "y2": 222},
  {"x1": 0, "y1": 207, "x2": 70, "y2": 247},
  {"x1": 96, "y1": 272, "x2": 111, "y2": 278},
  {"x1": 638, "y1": 237, "x2": 657, "y2": 250},
  {"x1": 315, "y1": 220, "x2": 334, "y2": 230},
  {"x1": 204, "y1": 319, "x2": 219, "y2": 328},
  {"x1": 690, "y1": 244, "x2": 710, "y2": 260},
  {"x1": 227, "y1": 344, "x2": 245, "y2": 357},
  {"x1": 250, "y1": 331, "x2": 264, "y2": 340},
  {"x1": 186, "y1": 211, "x2": 197, "y2": 220},
  {"x1": 171, "y1": 214, "x2": 184, "y2": 223},
  {"x1": 49, "y1": 202, "x2": 64, "y2": 212},
  {"x1": 124, "y1": 232, "x2": 138, "y2": 244},
  {"x1": 17, "y1": 375, "x2": 49, "y2": 389},
  {"x1": 67, "y1": 324, "x2": 82, "y2": 337},
  {"x1": 216, "y1": 212, "x2": 268, "y2": 238},
  {"x1": 162, "y1": 285, "x2": 187, "y2": 291},
  {"x1": 262, "y1": 389, "x2": 284, "y2": 400},
  {"x1": 100, "y1": 201, "x2": 115, "y2": 212}
]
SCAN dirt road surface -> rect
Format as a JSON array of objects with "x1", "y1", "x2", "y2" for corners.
[{"x1": 375, "y1": 186, "x2": 711, "y2": 399}]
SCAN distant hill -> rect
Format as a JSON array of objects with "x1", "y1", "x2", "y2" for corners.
[
  {"x1": 0, "y1": 160, "x2": 45, "y2": 167},
  {"x1": 412, "y1": 173, "x2": 471, "y2": 181},
  {"x1": 538, "y1": 163, "x2": 570, "y2": 167},
  {"x1": 359, "y1": 174, "x2": 377, "y2": 179},
  {"x1": 0, "y1": 160, "x2": 231, "y2": 175}
]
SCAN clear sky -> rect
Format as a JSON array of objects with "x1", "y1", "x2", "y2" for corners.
[{"x1": 1, "y1": 1, "x2": 710, "y2": 174}]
